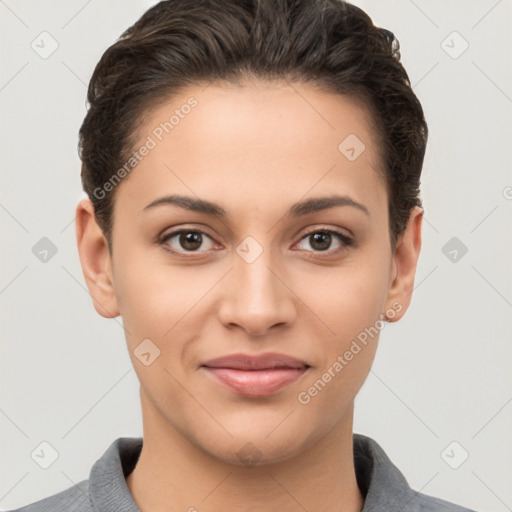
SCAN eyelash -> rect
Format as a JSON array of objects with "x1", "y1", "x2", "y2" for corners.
[{"x1": 157, "y1": 227, "x2": 354, "y2": 257}]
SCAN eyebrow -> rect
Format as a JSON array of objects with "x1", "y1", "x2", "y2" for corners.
[{"x1": 140, "y1": 194, "x2": 370, "y2": 218}]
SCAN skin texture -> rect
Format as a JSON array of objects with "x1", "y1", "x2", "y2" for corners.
[{"x1": 75, "y1": 80, "x2": 423, "y2": 512}]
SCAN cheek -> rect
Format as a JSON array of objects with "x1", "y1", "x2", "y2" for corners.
[
  {"x1": 114, "y1": 263, "x2": 198, "y2": 407},
  {"x1": 113, "y1": 254, "x2": 196, "y2": 337},
  {"x1": 315, "y1": 259, "x2": 390, "y2": 334},
  {"x1": 113, "y1": 259, "x2": 210, "y2": 396},
  {"x1": 297, "y1": 341, "x2": 378, "y2": 431},
  {"x1": 294, "y1": 286, "x2": 380, "y2": 437},
  {"x1": 303, "y1": 255, "x2": 389, "y2": 393}
]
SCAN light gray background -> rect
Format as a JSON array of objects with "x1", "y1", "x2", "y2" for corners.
[{"x1": 1, "y1": 0, "x2": 511, "y2": 510}]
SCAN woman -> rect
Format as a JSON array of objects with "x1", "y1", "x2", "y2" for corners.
[{"x1": 9, "y1": 0, "x2": 477, "y2": 510}]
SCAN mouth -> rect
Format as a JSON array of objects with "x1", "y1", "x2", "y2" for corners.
[{"x1": 201, "y1": 353, "x2": 310, "y2": 397}]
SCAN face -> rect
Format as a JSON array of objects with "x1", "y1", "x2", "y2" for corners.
[{"x1": 76, "y1": 80, "x2": 422, "y2": 466}]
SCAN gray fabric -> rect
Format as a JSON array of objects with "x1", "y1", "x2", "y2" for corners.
[{"x1": 7, "y1": 434, "x2": 477, "y2": 511}]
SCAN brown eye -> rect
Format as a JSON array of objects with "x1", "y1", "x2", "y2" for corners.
[
  {"x1": 296, "y1": 229, "x2": 353, "y2": 253},
  {"x1": 160, "y1": 230, "x2": 215, "y2": 253}
]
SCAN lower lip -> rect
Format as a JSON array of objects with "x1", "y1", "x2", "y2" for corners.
[{"x1": 202, "y1": 367, "x2": 308, "y2": 396}]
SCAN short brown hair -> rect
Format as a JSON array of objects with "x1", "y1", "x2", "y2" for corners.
[{"x1": 78, "y1": 0, "x2": 428, "y2": 254}]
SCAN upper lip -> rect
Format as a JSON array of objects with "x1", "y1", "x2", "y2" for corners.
[{"x1": 202, "y1": 352, "x2": 309, "y2": 370}]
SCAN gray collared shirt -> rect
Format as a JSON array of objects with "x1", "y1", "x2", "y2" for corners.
[{"x1": 7, "y1": 434, "x2": 477, "y2": 511}]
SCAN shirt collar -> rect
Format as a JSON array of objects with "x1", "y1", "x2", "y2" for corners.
[
  {"x1": 353, "y1": 433, "x2": 417, "y2": 510},
  {"x1": 89, "y1": 437, "x2": 142, "y2": 512},
  {"x1": 88, "y1": 434, "x2": 416, "y2": 511}
]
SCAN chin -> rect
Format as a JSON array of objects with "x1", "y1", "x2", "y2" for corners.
[{"x1": 196, "y1": 427, "x2": 313, "y2": 468}]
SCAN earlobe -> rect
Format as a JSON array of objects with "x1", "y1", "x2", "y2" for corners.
[
  {"x1": 383, "y1": 206, "x2": 423, "y2": 322},
  {"x1": 75, "y1": 198, "x2": 120, "y2": 319}
]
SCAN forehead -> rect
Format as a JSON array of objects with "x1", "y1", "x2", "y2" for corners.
[{"x1": 115, "y1": 80, "x2": 387, "y2": 218}]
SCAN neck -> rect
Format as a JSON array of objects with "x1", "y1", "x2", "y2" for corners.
[{"x1": 126, "y1": 391, "x2": 364, "y2": 512}]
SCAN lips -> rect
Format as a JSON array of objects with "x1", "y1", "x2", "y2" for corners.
[
  {"x1": 202, "y1": 353, "x2": 309, "y2": 370},
  {"x1": 201, "y1": 352, "x2": 309, "y2": 396}
]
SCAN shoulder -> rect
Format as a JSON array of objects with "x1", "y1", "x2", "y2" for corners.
[
  {"x1": 4, "y1": 437, "x2": 142, "y2": 512},
  {"x1": 4, "y1": 479, "x2": 92, "y2": 512},
  {"x1": 353, "y1": 433, "x2": 479, "y2": 512},
  {"x1": 413, "y1": 491, "x2": 478, "y2": 512}
]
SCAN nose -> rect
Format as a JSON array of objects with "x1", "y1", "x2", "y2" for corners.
[{"x1": 217, "y1": 244, "x2": 297, "y2": 337}]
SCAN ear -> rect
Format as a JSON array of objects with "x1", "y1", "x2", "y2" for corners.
[
  {"x1": 75, "y1": 198, "x2": 120, "y2": 318},
  {"x1": 383, "y1": 206, "x2": 423, "y2": 322}
]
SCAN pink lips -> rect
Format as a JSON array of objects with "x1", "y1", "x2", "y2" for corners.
[{"x1": 201, "y1": 353, "x2": 309, "y2": 397}]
